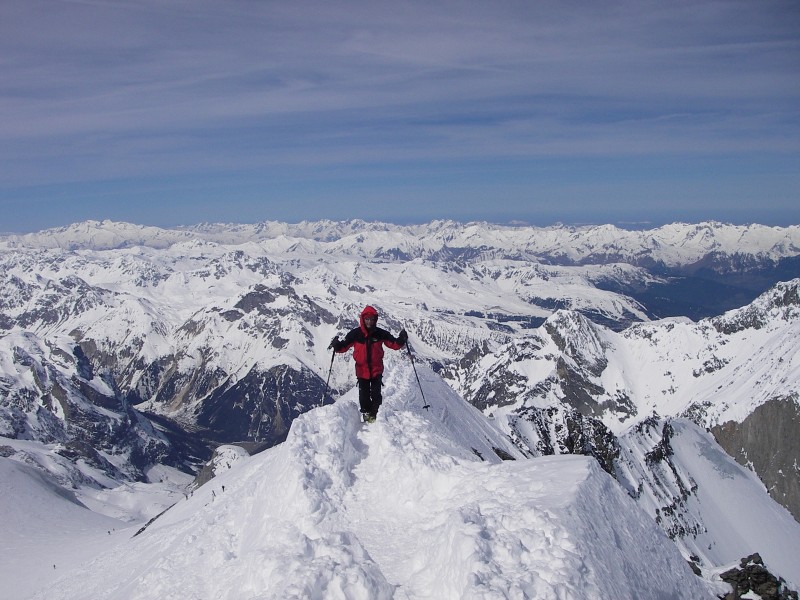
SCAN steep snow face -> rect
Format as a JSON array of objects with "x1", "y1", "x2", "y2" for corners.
[
  {"x1": 616, "y1": 280, "x2": 800, "y2": 428},
  {"x1": 616, "y1": 418, "x2": 800, "y2": 589},
  {"x1": 29, "y1": 363, "x2": 714, "y2": 600}
]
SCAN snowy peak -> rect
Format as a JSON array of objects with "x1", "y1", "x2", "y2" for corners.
[
  {"x1": 32, "y1": 365, "x2": 713, "y2": 600},
  {"x1": 712, "y1": 278, "x2": 800, "y2": 334},
  {"x1": 544, "y1": 309, "x2": 609, "y2": 376},
  {"x1": 462, "y1": 276, "x2": 800, "y2": 429},
  {"x1": 453, "y1": 281, "x2": 800, "y2": 536}
]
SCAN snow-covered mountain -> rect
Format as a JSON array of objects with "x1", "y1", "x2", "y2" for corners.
[
  {"x1": 615, "y1": 416, "x2": 800, "y2": 583},
  {"x1": 6, "y1": 218, "x2": 799, "y2": 321},
  {"x1": 449, "y1": 280, "x2": 800, "y2": 524},
  {"x1": 2, "y1": 219, "x2": 800, "y2": 598},
  {"x1": 4, "y1": 219, "x2": 800, "y2": 269},
  {"x1": 8, "y1": 364, "x2": 788, "y2": 600},
  {"x1": 0, "y1": 220, "x2": 663, "y2": 477}
]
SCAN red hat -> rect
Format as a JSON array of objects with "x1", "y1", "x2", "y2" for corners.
[{"x1": 361, "y1": 305, "x2": 379, "y2": 318}]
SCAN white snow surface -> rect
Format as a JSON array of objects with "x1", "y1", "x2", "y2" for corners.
[
  {"x1": 667, "y1": 421, "x2": 800, "y2": 581},
  {"x1": 616, "y1": 419, "x2": 800, "y2": 589},
  {"x1": 8, "y1": 363, "x2": 714, "y2": 600},
  {"x1": 0, "y1": 441, "x2": 191, "y2": 600},
  {"x1": 0, "y1": 458, "x2": 128, "y2": 600}
]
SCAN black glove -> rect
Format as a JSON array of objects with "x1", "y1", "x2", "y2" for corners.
[
  {"x1": 397, "y1": 329, "x2": 408, "y2": 345},
  {"x1": 328, "y1": 336, "x2": 341, "y2": 350}
]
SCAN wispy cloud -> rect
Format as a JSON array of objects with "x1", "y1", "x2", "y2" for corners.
[{"x1": 1, "y1": 0, "x2": 798, "y2": 229}]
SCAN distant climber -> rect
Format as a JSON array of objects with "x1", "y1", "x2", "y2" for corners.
[{"x1": 329, "y1": 305, "x2": 407, "y2": 422}]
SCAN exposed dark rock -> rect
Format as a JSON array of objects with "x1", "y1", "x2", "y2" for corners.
[
  {"x1": 235, "y1": 284, "x2": 276, "y2": 313},
  {"x1": 687, "y1": 555, "x2": 703, "y2": 576},
  {"x1": 713, "y1": 280, "x2": 800, "y2": 335},
  {"x1": 73, "y1": 345, "x2": 94, "y2": 380},
  {"x1": 509, "y1": 405, "x2": 619, "y2": 475},
  {"x1": 555, "y1": 357, "x2": 607, "y2": 418},
  {"x1": 492, "y1": 446, "x2": 516, "y2": 461},
  {"x1": 55, "y1": 440, "x2": 126, "y2": 480},
  {"x1": 644, "y1": 421, "x2": 674, "y2": 465},
  {"x1": 711, "y1": 396, "x2": 800, "y2": 523},
  {"x1": 719, "y1": 553, "x2": 798, "y2": 600},
  {"x1": 195, "y1": 364, "x2": 325, "y2": 448},
  {"x1": 617, "y1": 417, "x2": 704, "y2": 542},
  {"x1": 192, "y1": 445, "x2": 251, "y2": 489},
  {"x1": 681, "y1": 400, "x2": 714, "y2": 426},
  {"x1": 220, "y1": 310, "x2": 243, "y2": 322}
]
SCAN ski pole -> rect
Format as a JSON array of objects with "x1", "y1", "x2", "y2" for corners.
[
  {"x1": 321, "y1": 347, "x2": 336, "y2": 407},
  {"x1": 405, "y1": 342, "x2": 430, "y2": 410}
]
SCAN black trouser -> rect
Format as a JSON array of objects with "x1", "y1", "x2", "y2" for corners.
[{"x1": 357, "y1": 375, "x2": 382, "y2": 417}]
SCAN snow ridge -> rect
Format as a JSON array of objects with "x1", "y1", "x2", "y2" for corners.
[{"x1": 32, "y1": 363, "x2": 712, "y2": 600}]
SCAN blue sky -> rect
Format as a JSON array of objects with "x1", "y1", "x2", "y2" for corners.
[{"x1": 1, "y1": 0, "x2": 799, "y2": 232}]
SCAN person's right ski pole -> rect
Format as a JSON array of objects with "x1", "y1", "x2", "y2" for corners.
[
  {"x1": 321, "y1": 347, "x2": 336, "y2": 407},
  {"x1": 405, "y1": 341, "x2": 430, "y2": 410}
]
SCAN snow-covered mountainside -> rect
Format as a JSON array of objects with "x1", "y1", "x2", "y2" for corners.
[
  {"x1": 615, "y1": 417, "x2": 800, "y2": 585},
  {"x1": 0, "y1": 222, "x2": 798, "y2": 491},
  {"x1": 450, "y1": 280, "x2": 800, "y2": 524},
  {"x1": 452, "y1": 280, "x2": 800, "y2": 430},
  {"x1": 2, "y1": 220, "x2": 797, "y2": 487},
  {"x1": 0, "y1": 221, "x2": 661, "y2": 482},
  {"x1": 2, "y1": 219, "x2": 800, "y2": 597},
  {"x1": 10, "y1": 365, "x2": 736, "y2": 600}
]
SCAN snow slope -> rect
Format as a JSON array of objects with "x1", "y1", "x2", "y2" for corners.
[
  {"x1": 668, "y1": 421, "x2": 800, "y2": 582},
  {"x1": 25, "y1": 362, "x2": 714, "y2": 600},
  {"x1": 616, "y1": 419, "x2": 800, "y2": 589},
  {"x1": 0, "y1": 459, "x2": 126, "y2": 600}
]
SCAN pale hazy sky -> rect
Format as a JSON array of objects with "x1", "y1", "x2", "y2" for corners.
[{"x1": 1, "y1": 0, "x2": 799, "y2": 232}]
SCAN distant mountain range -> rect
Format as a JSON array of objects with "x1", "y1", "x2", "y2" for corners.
[
  {"x1": 2, "y1": 219, "x2": 800, "y2": 594},
  {"x1": 6, "y1": 218, "x2": 798, "y2": 321}
]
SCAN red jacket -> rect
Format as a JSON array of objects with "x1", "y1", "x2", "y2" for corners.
[{"x1": 335, "y1": 306, "x2": 405, "y2": 379}]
